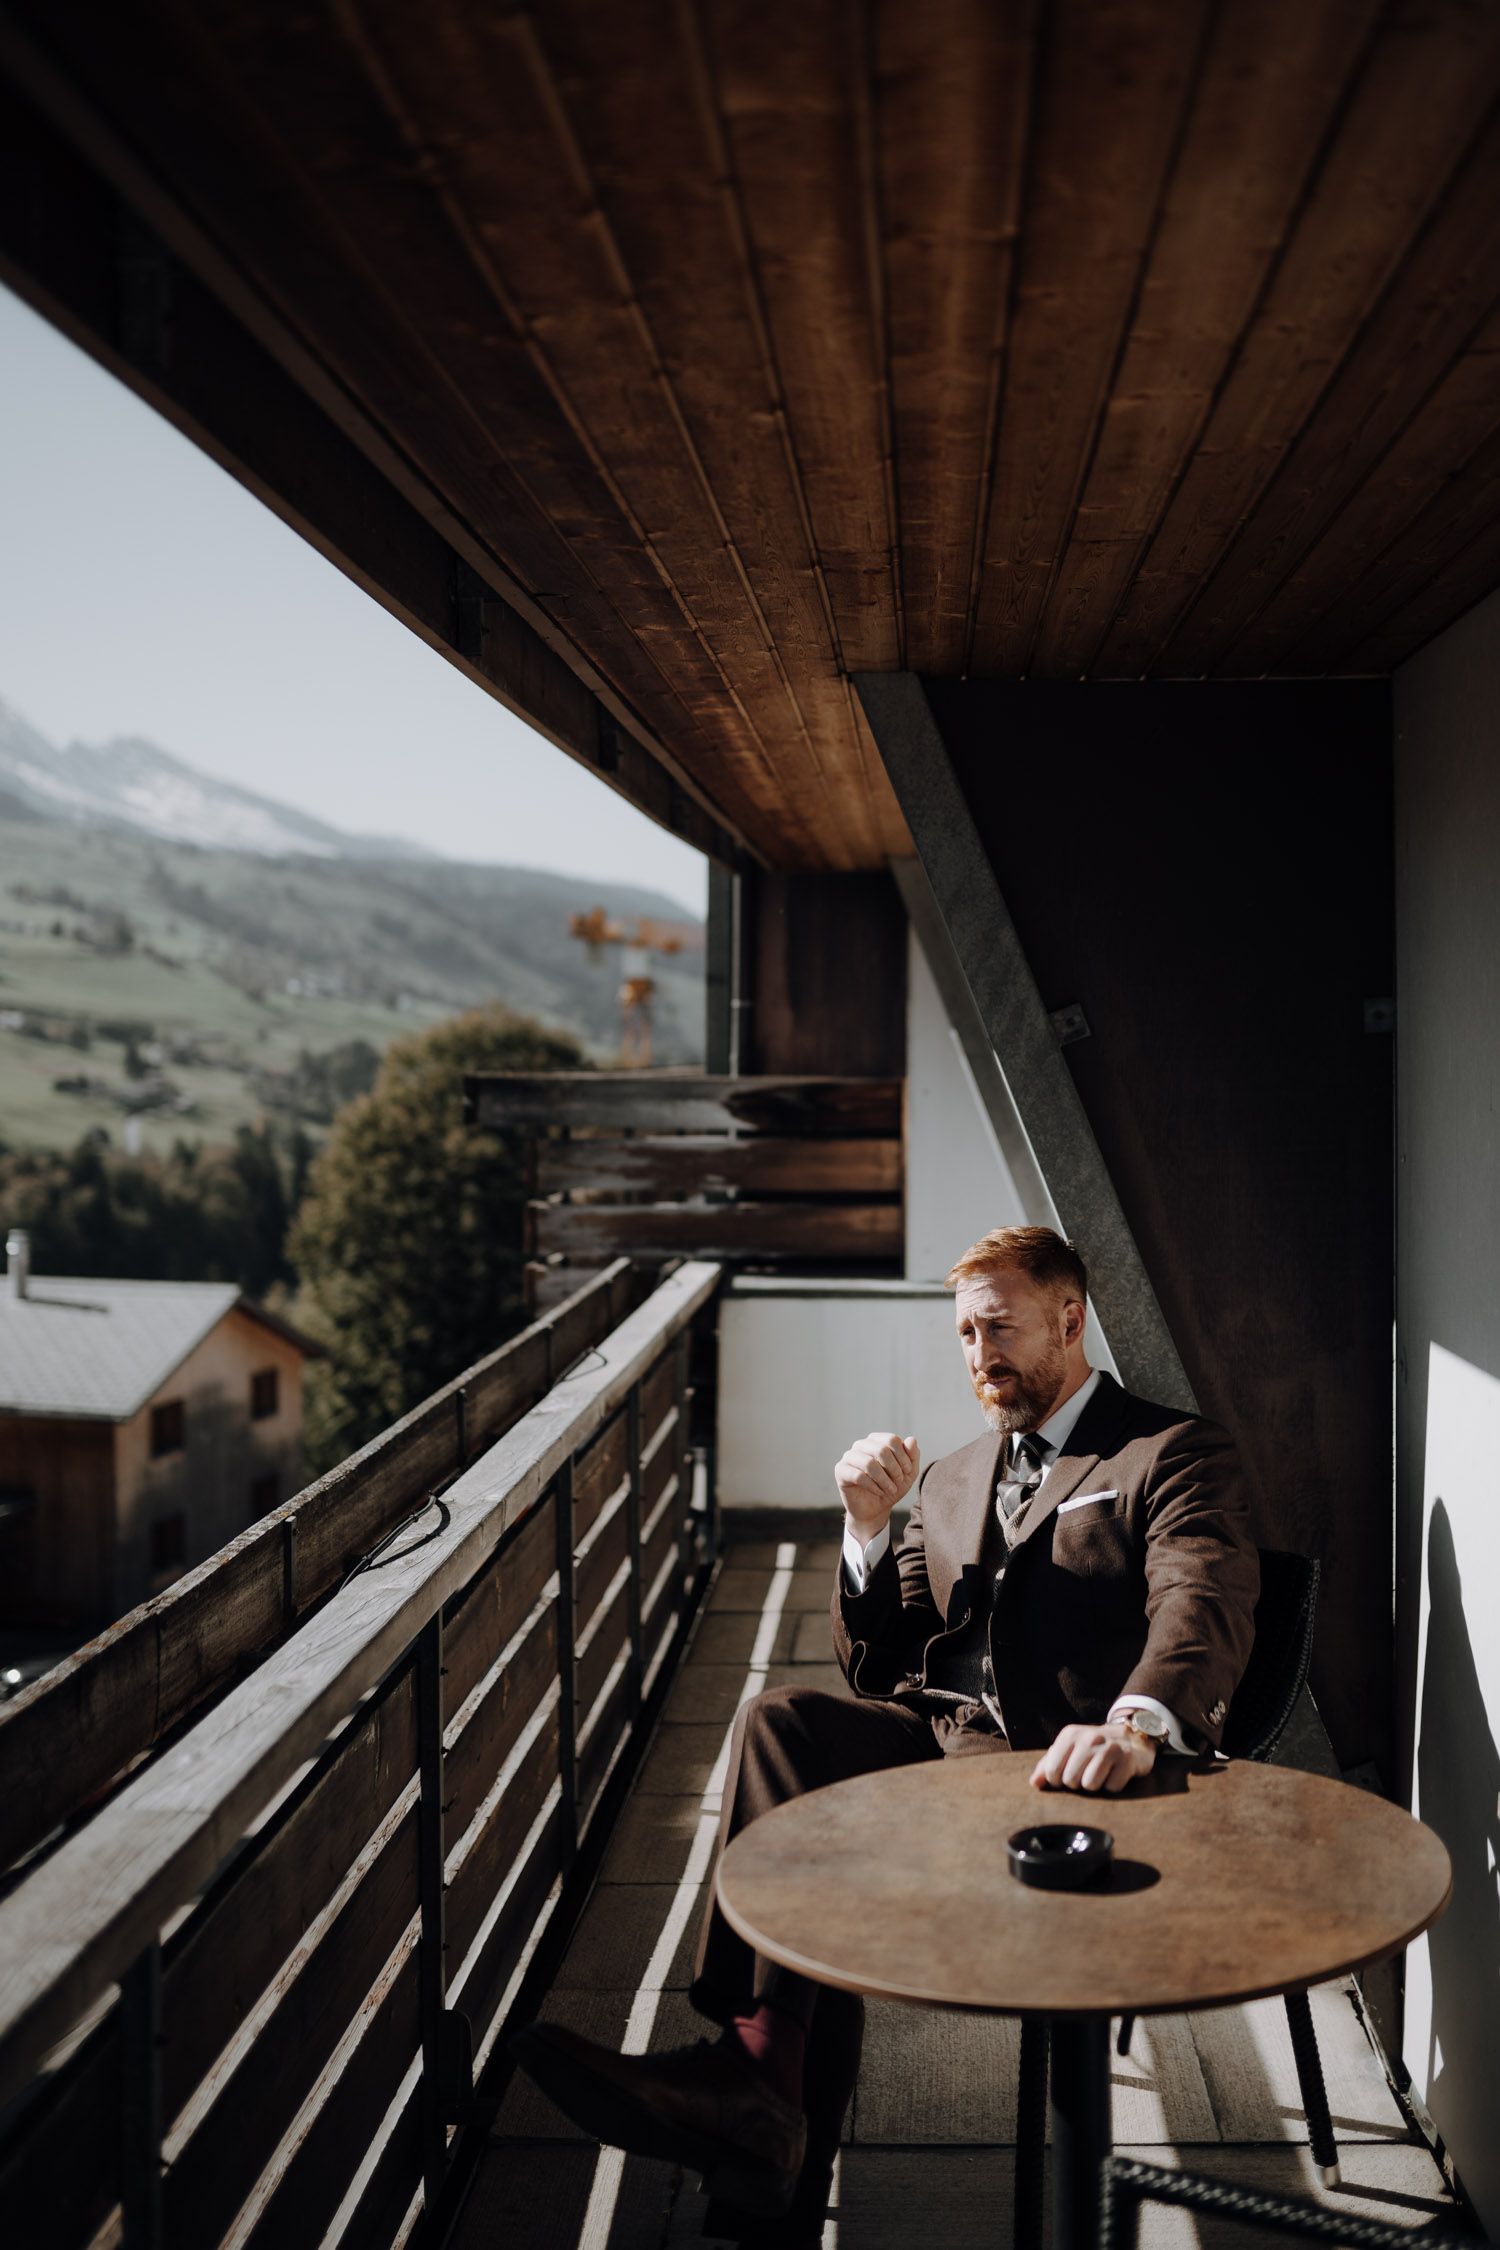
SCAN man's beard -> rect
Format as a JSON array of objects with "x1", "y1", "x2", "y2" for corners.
[{"x1": 972, "y1": 1336, "x2": 1069, "y2": 1436}]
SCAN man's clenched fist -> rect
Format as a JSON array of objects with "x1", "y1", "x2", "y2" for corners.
[
  {"x1": 1029, "y1": 1722, "x2": 1157, "y2": 1794},
  {"x1": 835, "y1": 1431, "x2": 921, "y2": 1546}
]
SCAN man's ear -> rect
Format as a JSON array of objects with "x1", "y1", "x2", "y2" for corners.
[{"x1": 1063, "y1": 1297, "x2": 1087, "y2": 1346}]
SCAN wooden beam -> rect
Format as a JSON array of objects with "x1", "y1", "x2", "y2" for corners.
[
  {"x1": 0, "y1": 34, "x2": 748, "y2": 866},
  {"x1": 856, "y1": 673, "x2": 1194, "y2": 1409},
  {"x1": 529, "y1": 1200, "x2": 902, "y2": 1263},
  {"x1": 534, "y1": 1135, "x2": 902, "y2": 1198},
  {"x1": 467, "y1": 1072, "x2": 902, "y2": 1137}
]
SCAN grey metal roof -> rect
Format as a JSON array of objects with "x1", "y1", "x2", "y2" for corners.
[{"x1": 0, "y1": 1278, "x2": 249, "y2": 1420}]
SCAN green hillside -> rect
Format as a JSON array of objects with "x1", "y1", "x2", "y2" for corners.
[{"x1": 0, "y1": 820, "x2": 703, "y2": 1155}]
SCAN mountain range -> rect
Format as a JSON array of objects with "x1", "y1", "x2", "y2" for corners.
[
  {"x1": 0, "y1": 696, "x2": 436, "y2": 860},
  {"x1": 0, "y1": 697, "x2": 704, "y2": 1150}
]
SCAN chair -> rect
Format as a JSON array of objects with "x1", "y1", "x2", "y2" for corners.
[{"x1": 1013, "y1": 1550, "x2": 1329, "y2": 2248}]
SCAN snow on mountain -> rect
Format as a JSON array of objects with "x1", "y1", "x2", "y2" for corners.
[{"x1": 0, "y1": 696, "x2": 437, "y2": 861}]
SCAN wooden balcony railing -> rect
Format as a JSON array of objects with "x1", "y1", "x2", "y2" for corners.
[
  {"x1": 0, "y1": 1259, "x2": 646, "y2": 1878},
  {"x1": 0, "y1": 1259, "x2": 722, "y2": 2250}
]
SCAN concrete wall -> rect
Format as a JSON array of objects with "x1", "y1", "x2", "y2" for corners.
[
  {"x1": 1395, "y1": 583, "x2": 1500, "y2": 2233},
  {"x1": 115, "y1": 1307, "x2": 306, "y2": 1608}
]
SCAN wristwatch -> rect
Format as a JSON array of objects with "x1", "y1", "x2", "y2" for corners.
[{"x1": 1117, "y1": 1706, "x2": 1168, "y2": 1749}]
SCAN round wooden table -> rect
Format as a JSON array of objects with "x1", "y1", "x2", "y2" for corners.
[{"x1": 716, "y1": 1759, "x2": 1451, "y2": 2250}]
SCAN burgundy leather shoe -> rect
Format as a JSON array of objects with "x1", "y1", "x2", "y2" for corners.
[{"x1": 509, "y1": 2022, "x2": 806, "y2": 2215}]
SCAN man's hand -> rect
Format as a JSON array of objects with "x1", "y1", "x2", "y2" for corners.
[
  {"x1": 1029, "y1": 1722, "x2": 1156, "y2": 1795},
  {"x1": 835, "y1": 1431, "x2": 920, "y2": 1548}
]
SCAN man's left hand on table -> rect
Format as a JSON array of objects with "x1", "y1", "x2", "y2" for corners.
[{"x1": 1029, "y1": 1720, "x2": 1158, "y2": 1794}]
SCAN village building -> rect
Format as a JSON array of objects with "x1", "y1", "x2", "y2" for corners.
[{"x1": 0, "y1": 1231, "x2": 317, "y2": 1627}]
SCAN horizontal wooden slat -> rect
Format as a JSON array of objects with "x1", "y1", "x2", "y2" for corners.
[
  {"x1": 243, "y1": 1944, "x2": 420, "y2": 2250},
  {"x1": 578, "y1": 1660, "x2": 633, "y2": 1816},
  {"x1": 162, "y1": 1658, "x2": 417, "y2": 2115},
  {"x1": 448, "y1": 1798, "x2": 566, "y2": 2062},
  {"x1": 574, "y1": 1491, "x2": 630, "y2": 1632},
  {"x1": 535, "y1": 1135, "x2": 903, "y2": 1197},
  {"x1": 332, "y1": 2068, "x2": 423, "y2": 2250},
  {"x1": 641, "y1": 1351, "x2": 678, "y2": 1443},
  {"x1": 163, "y1": 1808, "x2": 419, "y2": 2250},
  {"x1": 443, "y1": 1703, "x2": 561, "y2": 1976},
  {"x1": 641, "y1": 1420, "x2": 678, "y2": 1521},
  {"x1": 641, "y1": 1539, "x2": 685, "y2": 1658},
  {"x1": 641, "y1": 1487, "x2": 681, "y2": 1606},
  {"x1": 0, "y1": 1261, "x2": 721, "y2": 2107},
  {"x1": 530, "y1": 1199, "x2": 904, "y2": 1262},
  {"x1": 572, "y1": 1410, "x2": 628, "y2": 1542},
  {"x1": 444, "y1": 1599, "x2": 558, "y2": 1847},
  {"x1": 0, "y1": 2005, "x2": 117, "y2": 2248},
  {"x1": 0, "y1": 1260, "x2": 632, "y2": 1874},
  {"x1": 576, "y1": 1581, "x2": 630, "y2": 1722},
  {"x1": 441, "y1": 1496, "x2": 556, "y2": 1718},
  {"x1": 467, "y1": 1073, "x2": 903, "y2": 1137}
]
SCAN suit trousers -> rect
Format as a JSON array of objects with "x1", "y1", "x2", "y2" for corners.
[{"x1": 692, "y1": 1686, "x2": 1010, "y2": 2010}]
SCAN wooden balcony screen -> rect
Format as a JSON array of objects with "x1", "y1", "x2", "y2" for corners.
[
  {"x1": 0, "y1": 1260, "x2": 647, "y2": 1878},
  {"x1": 0, "y1": 1261, "x2": 722, "y2": 2250},
  {"x1": 464, "y1": 1072, "x2": 904, "y2": 1314}
]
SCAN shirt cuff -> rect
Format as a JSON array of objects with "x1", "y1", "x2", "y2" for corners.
[
  {"x1": 841, "y1": 1518, "x2": 892, "y2": 1594},
  {"x1": 1107, "y1": 1694, "x2": 1194, "y2": 1756}
]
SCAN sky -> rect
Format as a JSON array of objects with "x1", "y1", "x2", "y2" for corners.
[{"x1": 0, "y1": 284, "x2": 707, "y2": 915}]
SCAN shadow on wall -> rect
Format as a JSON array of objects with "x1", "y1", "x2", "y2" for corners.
[{"x1": 1419, "y1": 1498, "x2": 1500, "y2": 2207}]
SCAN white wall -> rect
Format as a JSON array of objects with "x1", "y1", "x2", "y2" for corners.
[
  {"x1": 905, "y1": 924, "x2": 1028, "y2": 1277},
  {"x1": 1395, "y1": 583, "x2": 1500, "y2": 2234},
  {"x1": 716, "y1": 1279, "x2": 985, "y2": 1508},
  {"x1": 905, "y1": 920, "x2": 1118, "y2": 1376}
]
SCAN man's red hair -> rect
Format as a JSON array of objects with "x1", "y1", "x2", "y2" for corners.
[{"x1": 945, "y1": 1225, "x2": 1088, "y2": 1307}]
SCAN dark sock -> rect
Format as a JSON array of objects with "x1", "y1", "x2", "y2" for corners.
[{"x1": 726, "y1": 2003, "x2": 806, "y2": 2108}]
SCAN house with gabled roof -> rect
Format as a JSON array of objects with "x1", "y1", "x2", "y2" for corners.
[{"x1": 0, "y1": 1232, "x2": 319, "y2": 1626}]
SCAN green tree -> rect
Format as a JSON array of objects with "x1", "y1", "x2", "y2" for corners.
[
  {"x1": 289, "y1": 1005, "x2": 586, "y2": 1473},
  {"x1": 0, "y1": 1125, "x2": 301, "y2": 1297}
]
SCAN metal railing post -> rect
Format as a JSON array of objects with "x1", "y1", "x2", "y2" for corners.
[
  {"x1": 418, "y1": 1615, "x2": 448, "y2": 2209},
  {"x1": 120, "y1": 1939, "x2": 163, "y2": 2250},
  {"x1": 554, "y1": 1458, "x2": 578, "y2": 1867},
  {"x1": 674, "y1": 1330, "x2": 693, "y2": 1602},
  {"x1": 625, "y1": 1383, "x2": 644, "y2": 1718},
  {"x1": 417, "y1": 1616, "x2": 474, "y2": 2211}
]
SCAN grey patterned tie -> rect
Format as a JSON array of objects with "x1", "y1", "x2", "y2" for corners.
[{"x1": 997, "y1": 1432, "x2": 1049, "y2": 1532}]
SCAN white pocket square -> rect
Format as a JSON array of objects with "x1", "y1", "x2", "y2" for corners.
[{"x1": 1056, "y1": 1489, "x2": 1119, "y2": 1513}]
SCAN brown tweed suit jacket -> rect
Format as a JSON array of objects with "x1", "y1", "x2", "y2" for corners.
[{"x1": 830, "y1": 1371, "x2": 1260, "y2": 1752}]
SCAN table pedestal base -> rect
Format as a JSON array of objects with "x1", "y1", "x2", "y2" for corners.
[{"x1": 1049, "y1": 2015, "x2": 1111, "y2": 2250}]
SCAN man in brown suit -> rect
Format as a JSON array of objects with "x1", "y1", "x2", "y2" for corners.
[{"x1": 514, "y1": 1227, "x2": 1259, "y2": 2244}]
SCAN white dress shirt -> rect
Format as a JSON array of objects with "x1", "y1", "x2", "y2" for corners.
[{"x1": 840, "y1": 1366, "x2": 1192, "y2": 1752}]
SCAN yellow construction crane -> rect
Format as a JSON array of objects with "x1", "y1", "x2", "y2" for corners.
[{"x1": 567, "y1": 909, "x2": 702, "y2": 1067}]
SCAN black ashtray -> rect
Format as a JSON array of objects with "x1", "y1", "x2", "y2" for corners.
[{"x1": 1006, "y1": 1824, "x2": 1115, "y2": 1890}]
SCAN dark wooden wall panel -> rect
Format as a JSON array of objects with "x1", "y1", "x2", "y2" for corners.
[
  {"x1": 746, "y1": 870, "x2": 908, "y2": 1077},
  {"x1": 924, "y1": 680, "x2": 1393, "y2": 1774}
]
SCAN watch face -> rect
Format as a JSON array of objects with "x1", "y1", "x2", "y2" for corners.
[{"x1": 1125, "y1": 1709, "x2": 1166, "y2": 1739}]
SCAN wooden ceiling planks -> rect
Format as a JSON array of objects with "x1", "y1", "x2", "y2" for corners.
[
  {"x1": 515, "y1": 0, "x2": 898, "y2": 863},
  {"x1": 9, "y1": 0, "x2": 1500, "y2": 869},
  {"x1": 873, "y1": 0, "x2": 1035, "y2": 678},
  {"x1": 964, "y1": 0, "x2": 1214, "y2": 676},
  {"x1": 1176, "y1": 107, "x2": 1500, "y2": 678},
  {"x1": 1098, "y1": 0, "x2": 1500, "y2": 679},
  {"x1": 1028, "y1": 0, "x2": 1381, "y2": 679}
]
